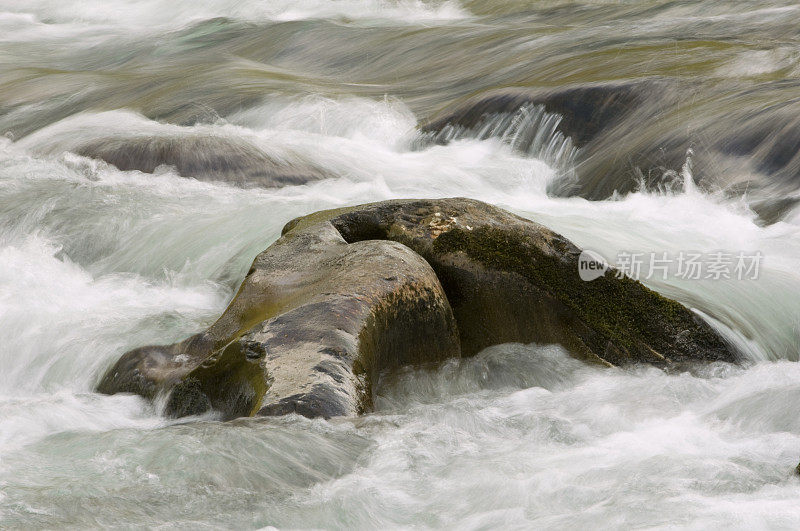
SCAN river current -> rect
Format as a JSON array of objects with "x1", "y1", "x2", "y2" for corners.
[{"x1": 1, "y1": 1, "x2": 800, "y2": 528}]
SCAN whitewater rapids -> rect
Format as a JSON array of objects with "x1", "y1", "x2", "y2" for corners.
[{"x1": 2, "y1": 0, "x2": 800, "y2": 528}]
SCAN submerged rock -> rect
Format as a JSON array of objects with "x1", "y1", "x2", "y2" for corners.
[
  {"x1": 421, "y1": 82, "x2": 800, "y2": 222},
  {"x1": 98, "y1": 198, "x2": 739, "y2": 419},
  {"x1": 18, "y1": 111, "x2": 328, "y2": 187},
  {"x1": 420, "y1": 80, "x2": 655, "y2": 148},
  {"x1": 418, "y1": 80, "x2": 671, "y2": 198},
  {"x1": 75, "y1": 134, "x2": 327, "y2": 187}
]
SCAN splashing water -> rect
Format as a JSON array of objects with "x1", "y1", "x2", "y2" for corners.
[{"x1": 415, "y1": 103, "x2": 579, "y2": 188}]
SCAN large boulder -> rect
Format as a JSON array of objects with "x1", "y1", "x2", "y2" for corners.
[
  {"x1": 301, "y1": 198, "x2": 737, "y2": 366},
  {"x1": 98, "y1": 216, "x2": 460, "y2": 419},
  {"x1": 98, "y1": 198, "x2": 739, "y2": 419}
]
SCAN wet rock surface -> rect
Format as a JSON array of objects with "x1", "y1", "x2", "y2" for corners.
[
  {"x1": 98, "y1": 215, "x2": 460, "y2": 419},
  {"x1": 99, "y1": 198, "x2": 739, "y2": 420},
  {"x1": 420, "y1": 80, "x2": 655, "y2": 148},
  {"x1": 421, "y1": 81, "x2": 800, "y2": 221},
  {"x1": 75, "y1": 134, "x2": 327, "y2": 187},
  {"x1": 308, "y1": 198, "x2": 739, "y2": 366}
]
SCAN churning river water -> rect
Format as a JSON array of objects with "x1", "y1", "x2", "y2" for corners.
[{"x1": 2, "y1": 0, "x2": 800, "y2": 528}]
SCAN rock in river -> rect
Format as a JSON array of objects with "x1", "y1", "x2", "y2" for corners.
[{"x1": 98, "y1": 198, "x2": 740, "y2": 419}]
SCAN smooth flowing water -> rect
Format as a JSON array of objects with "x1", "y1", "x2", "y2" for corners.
[{"x1": 1, "y1": 1, "x2": 800, "y2": 528}]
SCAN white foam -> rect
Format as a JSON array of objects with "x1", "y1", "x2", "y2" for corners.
[
  {"x1": 0, "y1": 235, "x2": 227, "y2": 394},
  {"x1": 0, "y1": 0, "x2": 468, "y2": 40},
  {"x1": 715, "y1": 48, "x2": 794, "y2": 78}
]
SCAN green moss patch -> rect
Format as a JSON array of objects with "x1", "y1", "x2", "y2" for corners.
[{"x1": 433, "y1": 226, "x2": 726, "y2": 362}]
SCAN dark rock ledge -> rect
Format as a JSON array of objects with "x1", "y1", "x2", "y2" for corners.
[
  {"x1": 97, "y1": 198, "x2": 739, "y2": 419},
  {"x1": 77, "y1": 134, "x2": 329, "y2": 187}
]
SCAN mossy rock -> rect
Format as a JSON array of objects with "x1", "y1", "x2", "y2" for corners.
[
  {"x1": 98, "y1": 220, "x2": 460, "y2": 419},
  {"x1": 290, "y1": 197, "x2": 738, "y2": 366},
  {"x1": 99, "y1": 197, "x2": 739, "y2": 421}
]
